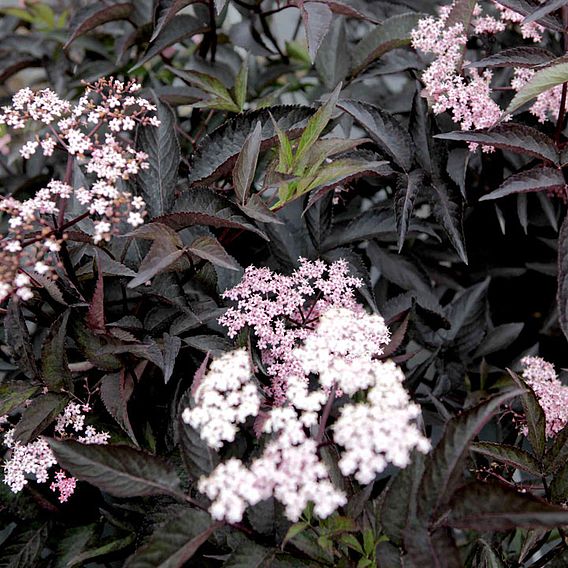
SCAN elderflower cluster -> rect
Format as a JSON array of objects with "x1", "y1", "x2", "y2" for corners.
[
  {"x1": 411, "y1": 3, "x2": 503, "y2": 143},
  {"x1": 521, "y1": 356, "x2": 568, "y2": 438},
  {"x1": 2, "y1": 400, "x2": 109, "y2": 502},
  {"x1": 0, "y1": 77, "x2": 159, "y2": 303},
  {"x1": 219, "y1": 258, "x2": 363, "y2": 402},
  {"x1": 187, "y1": 260, "x2": 430, "y2": 524},
  {"x1": 411, "y1": 1, "x2": 548, "y2": 148},
  {"x1": 182, "y1": 349, "x2": 260, "y2": 449}
]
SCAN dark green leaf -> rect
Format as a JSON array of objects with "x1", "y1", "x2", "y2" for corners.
[
  {"x1": 436, "y1": 124, "x2": 560, "y2": 165},
  {"x1": 64, "y1": 3, "x2": 134, "y2": 48},
  {"x1": 65, "y1": 535, "x2": 136, "y2": 568},
  {"x1": 445, "y1": 481, "x2": 568, "y2": 529},
  {"x1": 395, "y1": 170, "x2": 424, "y2": 250},
  {"x1": 480, "y1": 166, "x2": 565, "y2": 201},
  {"x1": 151, "y1": 0, "x2": 202, "y2": 42},
  {"x1": 233, "y1": 121, "x2": 262, "y2": 204},
  {"x1": 49, "y1": 439, "x2": 182, "y2": 498},
  {"x1": 41, "y1": 310, "x2": 73, "y2": 391},
  {"x1": 416, "y1": 390, "x2": 522, "y2": 520},
  {"x1": 301, "y1": 1, "x2": 333, "y2": 62},
  {"x1": 557, "y1": 214, "x2": 568, "y2": 343},
  {"x1": 428, "y1": 180, "x2": 468, "y2": 264},
  {"x1": 338, "y1": 99, "x2": 414, "y2": 171},
  {"x1": 506, "y1": 59, "x2": 568, "y2": 116},
  {"x1": 473, "y1": 323, "x2": 524, "y2": 358},
  {"x1": 352, "y1": 13, "x2": 424, "y2": 76},
  {"x1": 5, "y1": 299, "x2": 38, "y2": 379},
  {"x1": 176, "y1": 392, "x2": 219, "y2": 478},
  {"x1": 153, "y1": 187, "x2": 268, "y2": 240},
  {"x1": 0, "y1": 524, "x2": 48, "y2": 568},
  {"x1": 188, "y1": 106, "x2": 312, "y2": 185},
  {"x1": 124, "y1": 509, "x2": 216, "y2": 568},
  {"x1": 133, "y1": 15, "x2": 206, "y2": 70},
  {"x1": 13, "y1": 393, "x2": 68, "y2": 444},
  {"x1": 471, "y1": 442, "x2": 541, "y2": 475},
  {"x1": 100, "y1": 371, "x2": 137, "y2": 444},
  {"x1": 187, "y1": 235, "x2": 239, "y2": 271},
  {"x1": 136, "y1": 98, "x2": 180, "y2": 218},
  {"x1": 524, "y1": 0, "x2": 568, "y2": 24},
  {"x1": 468, "y1": 47, "x2": 556, "y2": 68},
  {"x1": 508, "y1": 370, "x2": 547, "y2": 458},
  {"x1": 0, "y1": 381, "x2": 40, "y2": 417},
  {"x1": 223, "y1": 540, "x2": 275, "y2": 567}
]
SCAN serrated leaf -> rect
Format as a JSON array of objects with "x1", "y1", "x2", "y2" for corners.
[
  {"x1": 493, "y1": 0, "x2": 563, "y2": 31},
  {"x1": 87, "y1": 266, "x2": 105, "y2": 332},
  {"x1": 352, "y1": 12, "x2": 424, "y2": 76},
  {"x1": 315, "y1": 18, "x2": 351, "y2": 89},
  {"x1": 380, "y1": 452, "x2": 426, "y2": 546},
  {"x1": 471, "y1": 442, "x2": 541, "y2": 475},
  {"x1": 170, "y1": 68, "x2": 239, "y2": 112},
  {"x1": 49, "y1": 439, "x2": 182, "y2": 498},
  {"x1": 233, "y1": 121, "x2": 262, "y2": 204},
  {"x1": 436, "y1": 124, "x2": 560, "y2": 165},
  {"x1": 128, "y1": 250, "x2": 185, "y2": 288},
  {"x1": 70, "y1": 320, "x2": 122, "y2": 371},
  {"x1": 153, "y1": 187, "x2": 268, "y2": 240},
  {"x1": 0, "y1": 381, "x2": 40, "y2": 417},
  {"x1": 468, "y1": 47, "x2": 556, "y2": 68},
  {"x1": 428, "y1": 180, "x2": 468, "y2": 264},
  {"x1": 188, "y1": 236, "x2": 239, "y2": 271},
  {"x1": 480, "y1": 166, "x2": 565, "y2": 201},
  {"x1": 323, "y1": 207, "x2": 394, "y2": 248},
  {"x1": 54, "y1": 525, "x2": 98, "y2": 568},
  {"x1": 295, "y1": 83, "x2": 342, "y2": 166},
  {"x1": 189, "y1": 106, "x2": 312, "y2": 185},
  {"x1": 550, "y1": 460, "x2": 568, "y2": 502},
  {"x1": 234, "y1": 58, "x2": 248, "y2": 111},
  {"x1": 41, "y1": 310, "x2": 73, "y2": 391},
  {"x1": 558, "y1": 214, "x2": 568, "y2": 343},
  {"x1": 473, "y1": 322, "x2": 524, "y2": 358},
  {"x1": 223, "y1": 540, "x2": 275, "y2": 567},
  {"x1": 176, "y1": 391, "x2": 219, "y2": 478},
  {"x1": 65, "y1": 534, "x2": 136, "y2": 568},
  {"x1": 136, "y1": 98, "x2": 180, "y2": 218},
  {"x1": 162, "y1": 332, "x2": 181, "y2": 384},
  {"x1": 5, "y1": 298, "x2": 38, "y2": 379},
  {"x1": 305, "y1": 192, "x2": 333, "y2": 251},
  {"x1": 410, "y1": 84, "x2": 433, "y2": 174},
  {"x1": 151, "y1": 0, "x2": 202, "y2": 42},
  {"x1": 416, "y1": 390, "x2": 522, "y2": 520},
  {"x1": 301, "y1": 1, "x2": 333, "y2": 63},
  {"x1": 0, "y1": 524, "x2": 48, "y2": 568},
  {"x1": 395, "y1": 170, "x2": 424, "y2": 250},
  {"x1": 523, "y1": 0, "x2": 568, "y2": 24},
  {"x1": 13, "y1": 393, "x2": 69, "y2": 444},
  {"x1": 506, "y1": 59, "x2": 568, "y2": 116},
  {"x1": 338, "y1": 99, "x2": 414, "y2": 171},
  {"x1": 64, "y1": 3, "x2": 133, "y2": 48},
  {"x1": 100, "y1": 371, "x2": 137, "y2": 444},
  {"x1": 367, "y1": 242, "x2": 431, "y2": 294},
  {"x1": 508, "y1": 370, "x2": 547, "y2": 458},
  {"x1": 132, "y1": 15, "x2": 206, "y2": 70},
  {"x1": 444, "y1": 481, "x2": 568, "y2": 529},
  {"x1": 124, "y1": 509, "x2": 216, "y2": 568}
]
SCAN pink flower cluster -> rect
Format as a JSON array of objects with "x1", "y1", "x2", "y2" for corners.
[
  {"x1": 412, "y1": 1, "x2": 547, "y2": 148},
  {"x1": 219, "y1": 258, "x2": 363, "y2": 403},
  {"x1": 511, "y1": 68, "x2": 565, "y2": 124},
  {"x1": 186, "y1": 260, "x2": 430, "y2": 523},
  {"x1": 2, "y1": 401, "x2": 109, "y2": 502},
  {"x1": 521, "y1": 356, "x2": 568, "y2": 438},
  {"x1": 411, "y1": 3, "x2": 503, "y2": 145},
  {"x1": 0, "y1": 77, "x2": 159, "y2": 303}
]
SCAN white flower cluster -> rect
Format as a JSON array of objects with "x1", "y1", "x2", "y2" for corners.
[
  {"x1": 333, "y1": 360, "x2": 431, "y2": 484},
  {"x1": 182, "y1": 349, "x2": 260, "y2": 450},
  {"x1": 0, "y1": 77, "x2": 160, "y2": 303},
  {"x1": 2, "y1": 400, "x2": 110, "y2": 499},
  {"x1": 186, "y1": 303, "x2": 430, "y2": 525}
]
